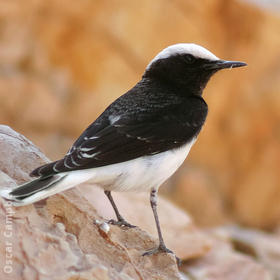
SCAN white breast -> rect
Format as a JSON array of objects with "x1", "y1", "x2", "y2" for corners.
[{"x1": 72, "y1": 138, "x2": 197, "y2": 192}]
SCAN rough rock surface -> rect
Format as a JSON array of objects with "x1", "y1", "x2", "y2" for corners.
[
  {"x1": 182, "y1": 229, "x2": 273, "y2": 280},
  {"x1": 0, "y1": 0, "x2": 280, "y2": 229},
  {"x1": 0, "y1": 125, "x2": 49, "y2": 184}
]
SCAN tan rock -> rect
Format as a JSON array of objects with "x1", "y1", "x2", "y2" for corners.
[
  {"x1": 226, "y1": 226, "x2": 280, "y2": 279},
  {"x1": 0, "y1": 125, "x2": 49, "y2": 184},
  {"x1": 181, "y1": 228, "x2": 273, "y2": 280},
  {"x1": 1, "y1": 0, "x2": 280, "y2": 228}
]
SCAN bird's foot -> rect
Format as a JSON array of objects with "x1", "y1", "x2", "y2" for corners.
[
  {"x1": 108, "y1": 218, "x2": 136, "y2": 228},
  {"x1": 143, "y1": 244, "x2": 182, "y2": 265}
]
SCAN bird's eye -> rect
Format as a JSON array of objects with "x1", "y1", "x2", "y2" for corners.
[{"x1": 184, "y1": 54, "x2": 195, "y2": 64}]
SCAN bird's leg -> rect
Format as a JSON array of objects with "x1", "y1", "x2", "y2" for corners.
[
  {"x1": 104, "y1": 190, "x2": 135, "y2": 228},
  {"x1": 143, "y1": 188, "x2": 170, "y2": 253},
  {"x1": 143, "y1": 188, "x2": 181, "y2": 264}
]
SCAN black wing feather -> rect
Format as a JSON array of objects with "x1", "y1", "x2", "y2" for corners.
[{"x1": 30, "y1": 94, "x2": 207, "y2": 177}]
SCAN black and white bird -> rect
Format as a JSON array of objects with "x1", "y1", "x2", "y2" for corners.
[{"x1": 0, "y1": 43, "x2": 246, "y2": 257}]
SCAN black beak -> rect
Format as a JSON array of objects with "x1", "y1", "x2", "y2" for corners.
[{"x1": 204, "y1": 60, "x2": 247, "y2": 70}]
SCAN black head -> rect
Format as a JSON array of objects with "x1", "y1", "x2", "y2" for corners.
[{"x1": 144, "y1": 43, "x2": 246, "y2": 95}]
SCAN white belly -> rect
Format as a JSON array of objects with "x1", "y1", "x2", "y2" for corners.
[{"x1": 74, "y1": 138, "x2": 196, "y2": 192}]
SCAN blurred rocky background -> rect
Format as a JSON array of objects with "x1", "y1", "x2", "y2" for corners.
[{"x1": 0, "y1": 0, "x2": 280, "y2": 278}]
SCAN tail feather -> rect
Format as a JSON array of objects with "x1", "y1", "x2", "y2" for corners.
[
  {"x1": 10, "y1": 176, "x2": 61, "y2": 198},
  {"x1": 0, "y1": 174, "x2": 67, "y2": 206},
  {"x1": 0, "y1": 169, "x2": 95, "y2": 206}
]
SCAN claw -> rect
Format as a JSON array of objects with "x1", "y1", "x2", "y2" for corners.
[
  {"x1": 143, "y1": 245, "x2": 182, "y2": 266},
  {"x1": 108, "y1": 218, "x2": 136, "y2": 228}
]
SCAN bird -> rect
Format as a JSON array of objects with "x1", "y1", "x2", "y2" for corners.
[{"x1": 0, "y1": 43, "x2": 246, "y2": 259}]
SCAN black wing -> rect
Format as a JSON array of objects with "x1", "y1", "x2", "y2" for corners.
[{"x1": 30, "y1": 95, "x2": 207, "y2": 177}]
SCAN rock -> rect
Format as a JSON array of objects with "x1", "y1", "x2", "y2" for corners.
[
  {"x1": 226, "y1": 226, "x2": 280, "y2": 279},
  {"x1": 0, "y1": 125, "x2": 49, "y2": 184},
  {"x1": 0, "y1": 126, "x2": 212, "y2": 279},
  {"x1": 0, "y1": 0, "x2": 280, "y2": 229},
  {"x1": 181, "y1": 228, "x2": 273, "y2": 280}
]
